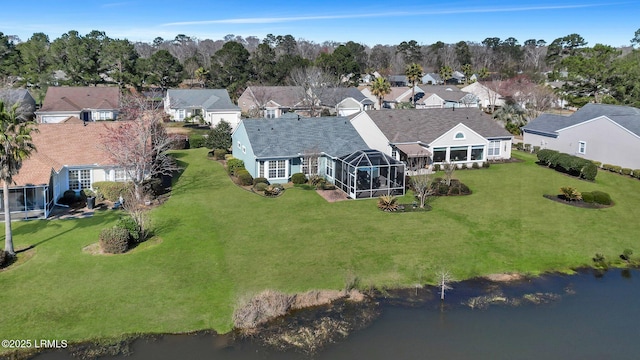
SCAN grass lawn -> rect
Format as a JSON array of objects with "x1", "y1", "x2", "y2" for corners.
[{"x1": 1, "y1": 148, "x2": 639, "y2": 346}]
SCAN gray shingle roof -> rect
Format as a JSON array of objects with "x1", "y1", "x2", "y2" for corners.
[
  {"x1": 246, "y1": 86, "x2": 305, "y2": 107},
  {"x1": 523, "y1": 103, "x2": 640, "y2": 137},
  {"x1": 167, "y1": 89, "x2": 239, "y2": 111},
  {"x1": 364, "y1": 108, "x2": 512, "y2": 144},
  {"x1": 317, "y1": 87, "x2": 373, "y2": 106},
  {"x1": 242, "y1": 117, "x2": 369, "y2": 158}
]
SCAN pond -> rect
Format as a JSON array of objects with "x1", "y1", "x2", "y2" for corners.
[{"x1": 32, "y1": 269, "x2": 640, "y2": 360}]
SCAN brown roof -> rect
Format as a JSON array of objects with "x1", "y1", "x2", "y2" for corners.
[
  {"x1": 7, "y1": 122, "x2": 119, "y2": 187},
  {"x1": 246, "y1": 86, "x2": 305, "y2": 108},
  {"x1": 364, "y1": 108, "x2": 513, "y2": 144},
  {"x1": 39, "y1": 86, "x2": 120, "y2": 112}
]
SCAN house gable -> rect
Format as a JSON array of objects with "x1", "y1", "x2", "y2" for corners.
[{"x1": 430, "y1": 123, "x2": 488, "y2": 148}]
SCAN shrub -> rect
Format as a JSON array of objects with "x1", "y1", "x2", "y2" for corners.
[
  {"x1": 93, "y1": 181, "x2": 133, "y2": 202},
  {"x1": 224, "y1": 153, "x2": 234, "y2": 160},
  {"x1": 142, "y1": 178, "x2": 164, "y2": 198},
  {"x1": 253, "y1": 182, "x2": 268, "y2": 192},
  {"x1": 581, "y1": 191, "x2": 595, "y2": 203},
  {"x1": 592, "y1": 161, "x2": 602, "y2": 168},
  {"x1": 323, "y1": 183, "x2": 337, "y2": 190},
  {"x1": 188, "y1": 134, "x2": 206, "y2": 148},
  {"x1": 471, "y1": 162, "x2": 480, "y2": 169},
  {"x1": 580, "y1": 162, "x2": 598, "y2": 181},
  {"x1": 537, "y1": 149, "x2": 559, "y2": 164},
  {"x1": 99, "y1": 227, "x2": 130, "y2": 254},
  {"x1": 213, "y1": 149, "x2": 227, "y2": 160},
  {"x1": 621, "y1": 168, "x2": 632, "y2": 176},
  {"x1": 610, "y1": 165, "x2": 622, "y2": 173},
  {"x1": 226, "y1": 158, "x2": 245, "y2": 176},
  {"x1": 482, "y1": 162, "x2": 490, "y2": 168},
  {"x1": 602, "y1": 164, "x2": 613, "y2": 171},
  {"x1": 236, "y1": 169, "x2": 254, "y2": 186},
  {"x1": 593, "y1": 253, "x2": 608, "y2": 269},
  {"x1": 314, "y1": 178, "x2": 327, "y2": 190},
  {"x1": 290, "y1": 172, "x2": 307, "y2": 184},
  {"x1": 377, "y1": 195, "x2": 398, "y2": 211},
  {"x1": 523, "y1": 144, "x2": 532, "y2": 152},
  {"x1": 116, "y1": 216, "x2": 140, "y2": 243},
  {"x1": 633, "y1": 170, "x2": 640, "y2": 179},
  {"x1": 308, "y1": 175, "x2": 324, "y2": 186},
  {"x1": 264, "y1": 184, "x2": 283, "y2": 197},
  {"x1": 253, "y1": 177, "x2": 269, "y2": 185},
  {"x1": 58, "y1": 189, "x2": 78, "y2": 205},
  {"x1": 591, "y1": 191, "x2": 612, "y2": 205},
  {"x1": 532, "y1": 146, "x2": 541, "y2": 154},
  {"x1": 560, "y1": 186, "x2": 582, "y2": 201}
]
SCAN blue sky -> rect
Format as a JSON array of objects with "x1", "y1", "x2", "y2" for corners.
[{"x1": 3, "y1": 1, "x2": 639, "y2": 47}]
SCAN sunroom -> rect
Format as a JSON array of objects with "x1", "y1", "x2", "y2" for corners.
[{"x1": 335, "y1": 150, "x2": 405, "y2": 199}]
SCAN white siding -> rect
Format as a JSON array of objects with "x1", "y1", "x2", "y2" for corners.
[{"x1": 349, "y1": 112, "x2": 390, "y2": 155}]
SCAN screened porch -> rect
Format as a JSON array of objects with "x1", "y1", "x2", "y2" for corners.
[
  {"x1": 335, "y1": 150, "x2": 405, "y2": 199},
  {"x1": 0, "y1": 185, "x2": 53, "y2": 220}
]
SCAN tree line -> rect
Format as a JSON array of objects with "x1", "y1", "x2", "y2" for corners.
[{"x1": 1, "y1": 30, "x2": 639, "y2": 106}]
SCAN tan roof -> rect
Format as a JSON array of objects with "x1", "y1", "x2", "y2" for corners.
[
  {"x1": 39, "y1": 86, "x2": 120, "y2": 112},
  {"x1": 7, "y1": 122, "x2": 119, "y2": 187}
]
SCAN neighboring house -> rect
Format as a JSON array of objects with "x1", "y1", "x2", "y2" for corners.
[
  {"x1": 416, "y1": 85, "x2": 480, "y2": 109},
  {"x1": 388, "y1": 75, "x2": 408, "y2": 87},
  {"x1": 316, "y1": 87, "x2": 374, "y2": 116},
  {"x1": 522, "y1": 103, "x2": 640, "y2": 169},
  {"x1": 361, "y1": 86, "x2": 420, "y2": 109},
  {"x1": 238, "y1": 86, "x2": 308, "y2": 118},
  {"x1": 0, "y1": 122, "x2": 126, "y2": 220},
  {"x1": 0, "y1": 88, "x2": 37, "y2": 120},
  {"x1": 421, "y1": 73, "x2": 443, "y2": 85},
  {"x1": 35, "y1": 86, "x2": 120, "y2": 123},
  {"x1": 461, "y1": 82, "x2": 506, "y2": 111},
  {"x1": 350, "y1": 108, "x2": 513, "y2": 171},
  {"x1": 164, "y1": 89, "x2": 241, "y2": 128},
  {"x1": 232, "y1": 116, "x2": 405, "y2": 199}
]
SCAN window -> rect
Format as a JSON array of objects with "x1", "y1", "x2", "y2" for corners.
[
  {"x1": 454, "y1": 132, "x2": 465, "y2": 139},
  {"x1": 433, "y1": 148, "x2": 446, "y2": 162},
  {"x1": 391, "y1": 148, "x2": 397, "y2": 159},
  {"x1": 301, "y1": 157, "x2": 318, "y2": 176},
  {"x1": 259, "y1": 161, "x2": 265, "y2": 178},
  {"x1": 177, "y1": 109, "x2": 186, "y2": 120},
  {"x1": 488, "y1": 140, "x2": 501, "y2": 156},
  {"x1": 265, "y1": 109, "x2": 276, "y2": 118},
  {"x1": 98, "y1": 111, "x2": 110, "y2": 120},
  {"x1": 267, "y1": 160, "x2": 286, "y2": 179},
  {"x1": 471, "y1": 145, "x2": 484, "y2": 161},
  {"x1": 114, "y1": 169, "x2": 128, "y2": 182},
  {"x1": 578, "y1": 141, "x2": 586, "y2": 154},
  {"x1": 450, "y1": 146, "x2": 468, "y2": 162},
  {"x1": 69, "y1": 169, "x2": 91, "y2": 190},
  {"x1": 326, "y1": 162, "x2": 334, "y2": 178}
]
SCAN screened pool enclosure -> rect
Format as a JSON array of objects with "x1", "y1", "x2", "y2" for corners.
[{"x1": 335, "y1": 150, "x2": 405, "y2": 199}]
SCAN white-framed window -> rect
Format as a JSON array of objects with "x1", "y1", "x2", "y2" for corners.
[
  {"x1": 578, "y1": 141, "x2": 586, "y2": 154},
  {"x1": 326, "y1": 162, "x2": 334, "y2": 178},
  {"x1": 98, "y1": 111, "x2": 110, "y2": 120},
  {"x1": 114, "y1": 169, "x2": 128, "y2": 182},
  {"x1": 267, "y1": 160, "x2": 287, "y2": 179},
  {"x1": 265, "y1": 109, "x2": 276, "y2": 118},
  {"x1": 454, "y1": 131, "x2": 465, "y2": 140},
  {"x1": 301, "y1": 156, "x2": 318, "y2": 176},
  {"x1": 259, "y1": 161, "x2": 265, "y2": 178},
  {"x1": 177, "y1": 109, "x2": 186, "y2": 120},
  {"x1": 69, "y1": 169, "x2": 91, "y2": 190},
  {"x1": 488, "y1": 140, "x2": 501, "y2": 156},
  {"x1": 391, "y1": 148, "x2": 397, "y2": 159}
]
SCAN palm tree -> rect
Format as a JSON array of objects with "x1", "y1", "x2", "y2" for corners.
[
  {"x1": 493, "y1": 103, "x2": 528, "y2": 135},
  {"x1": 0, "y1": 100, "x2": 37, "y2": 257},
  {"x1": 439, "y1": 65, "x2": 453, "y2": 85},
  {"x1": 370, "y1": 77, "x2": 391, "y2": 109},
  {"x1": 405, "y1": 63, "x2": 423, "y2": 106}
]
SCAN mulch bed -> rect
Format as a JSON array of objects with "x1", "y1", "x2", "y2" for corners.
[{"x1": 542, "y1": 194, "x2": 612, "y2": 209}]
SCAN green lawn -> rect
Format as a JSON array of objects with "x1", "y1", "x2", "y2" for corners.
[{"x1": 1, "y1": 148, "x2": 639, "y2": 345}]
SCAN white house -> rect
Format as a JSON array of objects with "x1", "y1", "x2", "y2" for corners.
[{"x1": 164, "y1": 89, "x2": 241, "y2": 128}]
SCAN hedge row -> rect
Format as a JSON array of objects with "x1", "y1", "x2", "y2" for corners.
[
  {"x1": 92, "y1": 181, "x2": 133, "y2": 202},
  {"x1": 537, "y1": 149, "x2": 598, "y2": 181},
  {"x1": 581, "y1": 191, "x2": 612, "y2": 205}
]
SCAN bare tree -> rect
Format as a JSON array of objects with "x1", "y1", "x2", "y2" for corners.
[
  {"x1": 288, "y1": 66, "x2": 339, "y2": 117},
  {"x1": 100, "y1": 103, "x2": 178, "y2": 201},
  {"x1": 300, "y1": 146, "x2": 321, "y2": 177},
  {"x1": 436, "y1": 270, "x2": 454, "y2": 301},
  {"x1": 442, "y1": 161, "x2": 456, "y2": 186},
  {"x1": 408, "y1": 154, "x2": 434, "y2": 209}
]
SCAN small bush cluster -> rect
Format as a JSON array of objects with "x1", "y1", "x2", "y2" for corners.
[
  {"x1": 99, "y1": 227, "x2": 130, "y2": 254},
  {"x1": 430, "y1": 178, "x2": 471, "y2": 196},
  {"x1": 581, "y1": 190, "x2": 612, "y2": 205},
  {"x1": 236, "y1": 169, "x2": 254, "y2": 186},
  {"x1": 116, "y1": 216, "x2": 142, "y2": 243},
  {"x1": 188, "y1": 134, "x2": 206, "y2": 148},
  {"x1": 536, "y1": 149, "x2": 598, "y2": 180},
  {"x1": 212, "y1": 149, "x2": 227, "y2": 160},
  {"x1": 560, "y1": 186, "x2": 582, "y2": 201},
  {"x1": 253, "y1": 182, "x2": 269, "y2": 192},
  {"x1": 93, "y1": 181, "x2": 133, "y2": 202},
  {"x1": 57, "y1": 189, "x2": 78, "y2": 205},
  {"x1": 290, "y1": 172, "x2": 307, "y2": 184},
  {"x1": 263, "y1": 184, "x2": 284, "y2": 197},
  {"x1": 253, "y1": 177, "x2": 269, "y2": 186},
  {"x1": 633, "y1": 170, "x2": 640, "y2": 179},
  {"x1": 226, "y1": 158, "x2": 245, "y2": 176}
]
